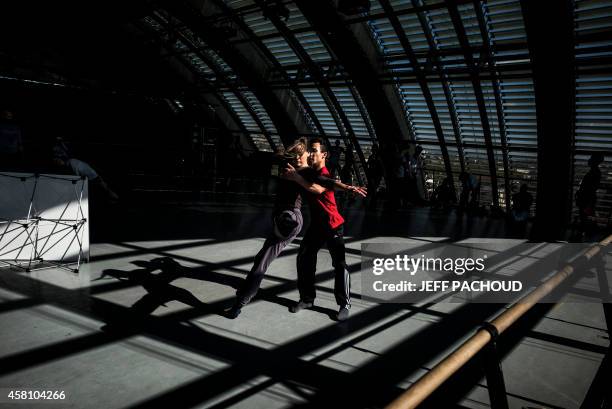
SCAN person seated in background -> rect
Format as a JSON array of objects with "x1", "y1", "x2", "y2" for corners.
[
  {"x1": 52, "y1": 136, "x2": 119, "y2": 202},
  {"x1": 511, "y1": 184, "x2": 533, "y2": 222},
  {"x1": 0, "y1": 109, "x2": 24, "y2": 171}
]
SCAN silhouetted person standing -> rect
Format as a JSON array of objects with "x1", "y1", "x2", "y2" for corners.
[
  {"x1": 512, "y1": 184, "x2": 533, "y2": 222},
  {"x1": 389, "y1": 148, "x2": 405, "y2": 210},
  {"x1": 366, "y1": 143, "x2": 383, "y2": 209},
  {"x1": 459, "y1": 171, "x2": 479, "y2": 211},
  {"x1": 432, "y1": 177, "x2": 456, "y2": 209},
  {"x1": 576, "y1": 153, "x2": 604, "y2": 235},
  {"x1": 511, "y1": 183, "x2": 533, "y2": 237},
  {"x1": 328, "y1": 139, "x2": 344, "y2": 178},
  {"x1": 411, "y1": 145, "x2": 425, "y2": 204},
  {"x1": 340, "y1": 143, "x2": 354, "y2": 186}
]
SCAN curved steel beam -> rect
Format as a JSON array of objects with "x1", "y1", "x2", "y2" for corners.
[
  {"x1": 412, "y1": 0, "x2": 466, "y2": 174},
  {"x1": 209, "y1": 0, "x2": 328, "y2": 140},
  {"x1": 474, "y1": 0, "x2": 512, "y2": 211},
  {"x1": 150, "y1": 13, "x2": 279, "y2": 150},
  {"x1": 132, "y1": 17, "x2": 261, "y2": 152},
  {"x1": 295, "y1": 0, "x2": 415, "y2": 185},
  {"x1": 131, "y1": 19, "x2": 252, "y2": 143},
  {"x1": 446, "y1": 0, "x2": 500, "y2": 206},
  {"x1": 158, "y1": 0, "x2": 299, "y2": 146},
  {"x1": 350, "y1": 86, "x2": 377, "y2": 142},
  {"x1": 253, "y1": 0, "x2": 367, "y2": 183},
  {"x1": 378, "y1": 0, "x2": 455, "y2": 185}
]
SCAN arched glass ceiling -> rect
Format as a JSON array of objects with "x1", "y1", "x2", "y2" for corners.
[
  {"x1": 147, "y1": 2, "x2": 532, "y2": 184},
  {"x1": 179, "y1": 0, "x2": 537, "y2": 205},
  {"x1": 366, "y1": 0, "x2": 534, "y2": 207},
  {"x1": 131, "y1": 0, "x2": 611, "y2": 218},
  {"x1": 332, "y1": 87, "x2": 372, "y2": 138},
  {"x1": 222, "y1": 92, "x2": 260, "y2": 131},
  {"x1": 301, "y1": 88, "x2": 342, "y2": 135}
]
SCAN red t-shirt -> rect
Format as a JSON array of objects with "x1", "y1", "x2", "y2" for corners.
[{"x1": 306, "y1": 166, "x2": 344, "y2": 230}]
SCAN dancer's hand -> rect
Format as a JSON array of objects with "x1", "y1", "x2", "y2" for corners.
[
  {"x1": 348, "y1": 185, "x2": 368, "y2": 198},
  {"x1": 281, "y1": 163, "x2": 298, "y2": 180}
]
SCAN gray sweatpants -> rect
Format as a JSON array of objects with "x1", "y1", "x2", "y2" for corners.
[{"x1": 236, "y1": 211, "x2": 303, "y2": 306}]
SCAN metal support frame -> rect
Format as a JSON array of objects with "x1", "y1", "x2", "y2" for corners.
[
  {"x1": 479, "y1": 322, "x2": 510, "y2": 409},
  {"x1": 350, "y1": 86, "x2": 377, "y2": 142},
  {"x1": 0, "y1": 174, "x2": 88, "y2": 274},
  {"x1": 205, "y1": 0, "x2": 473, "y2": 32},
  {"x1": 261, "y1": 67, "x2": 534, "y2": 88},
  {"x1": 521, "y1": 0, "x2": 575, "y2": 240},
  {"x1": 381, "y1": 41, "x2": 529, "y2": 65}
]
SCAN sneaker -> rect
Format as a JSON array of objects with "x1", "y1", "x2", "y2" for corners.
[
  {"x1": 289, "y1": 300, "x2": 314, "y2": 313},
  {"x1": 225, "y1": 305, "x2": 242, "y2": 319},
  {"x1": 336, "y1": 306, "x2": 350, "y2": 321}
]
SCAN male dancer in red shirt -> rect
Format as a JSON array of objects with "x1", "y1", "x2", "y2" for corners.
[{"x1": 283, "y1": 138, "x2": 354, "y2": 321}]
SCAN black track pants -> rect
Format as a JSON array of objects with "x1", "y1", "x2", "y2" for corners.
[{"x1": 296, "y1": 224, "x2": 350, "y2": 308}]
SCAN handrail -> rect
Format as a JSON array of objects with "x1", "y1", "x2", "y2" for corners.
[{"x1": 386, "y1": 235, "x2": 612, "y2": 409}]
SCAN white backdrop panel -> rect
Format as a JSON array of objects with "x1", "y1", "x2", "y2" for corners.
[{"x1": 0, "y1": 172, "x2": 89, "y2": 263}]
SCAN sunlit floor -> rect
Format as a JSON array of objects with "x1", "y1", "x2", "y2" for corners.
[{"x1": 0, "y1": 199, "x2": 609, "y2": 409}]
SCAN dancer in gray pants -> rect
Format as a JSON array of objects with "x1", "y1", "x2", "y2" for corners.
[
  {"x1": 226, "y1": 138, "x2": 365, "y2": 318},
  {"x1": 233, "y1": 208, "x2": 304, "y2": 311}
]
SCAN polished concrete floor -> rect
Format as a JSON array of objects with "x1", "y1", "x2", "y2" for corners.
[{"x1": 0, "y1": 197, "x2": 610, "y2": 408}]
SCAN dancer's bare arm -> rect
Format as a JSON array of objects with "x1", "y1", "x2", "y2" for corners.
[{"x1": 281, "y1": 164, "x2": 367, "y2": 197}]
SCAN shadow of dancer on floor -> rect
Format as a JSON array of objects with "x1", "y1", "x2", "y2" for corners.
[
  {"x1": 96, "y1": 254, "x2": 340, "y2": 326},
  {"x1": 97, "y1": 257, "x2": 207, "y2": 316}
]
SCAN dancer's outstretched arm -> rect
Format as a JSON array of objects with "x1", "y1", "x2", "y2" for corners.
[{"x1": 281, "y1": 164, "x2": 367, "y2": 197}]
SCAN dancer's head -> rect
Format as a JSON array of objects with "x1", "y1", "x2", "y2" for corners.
[
  {"x1": 308, "y1": 137, "x2": 328, "y2": 170},
  {"x1": 283, "y1": 137, "x2": 308, "y2": 168}
]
